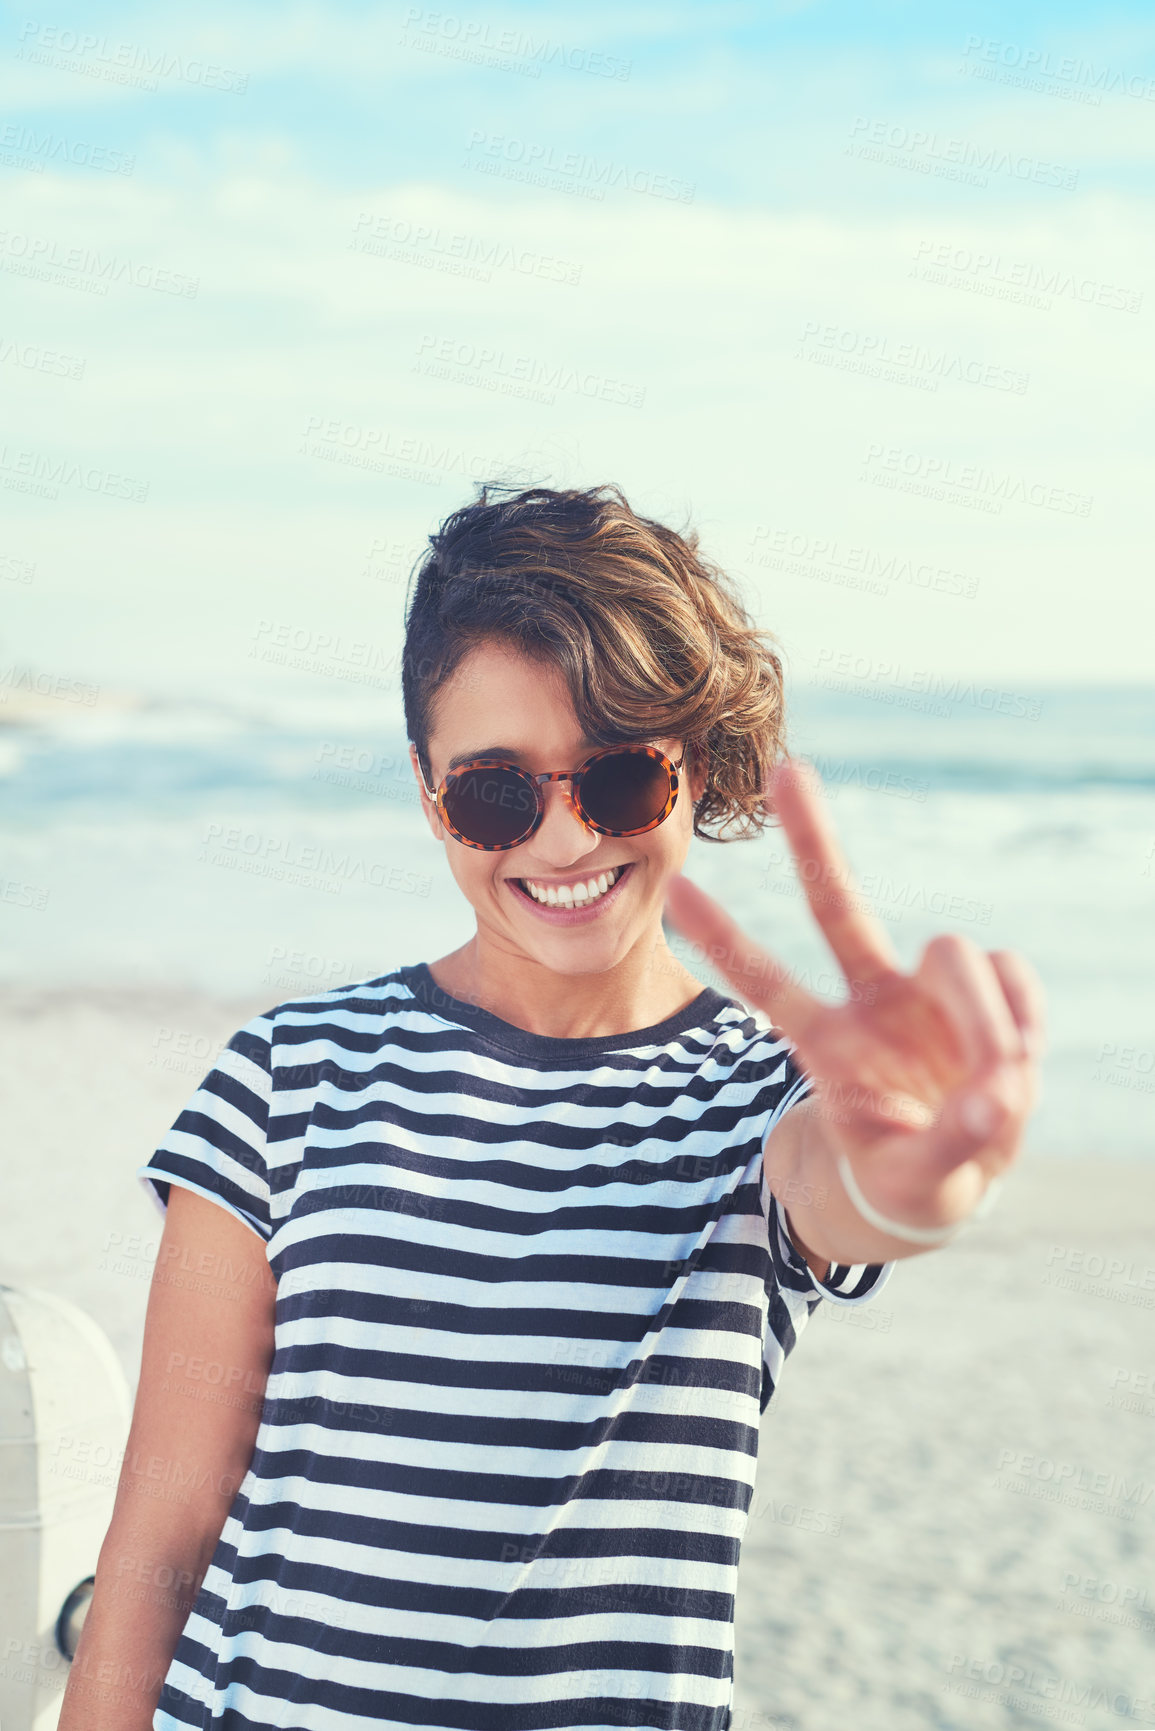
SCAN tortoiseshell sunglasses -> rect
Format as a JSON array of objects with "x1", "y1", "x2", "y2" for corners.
[{"x1": 419, "y1": 744, "x2": 687, "y2": 852}]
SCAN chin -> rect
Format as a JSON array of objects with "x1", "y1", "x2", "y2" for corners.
[{"x1": 528, "y1": 932, "x2": 628, "y2": 971}]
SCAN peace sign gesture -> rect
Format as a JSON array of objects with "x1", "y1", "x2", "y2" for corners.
[{"x1": 664, "y1": 760, "x2": 1045, "y2": 1260}]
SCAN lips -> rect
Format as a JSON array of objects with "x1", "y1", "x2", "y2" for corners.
[
  {"x1": 517, "y1": 863, "x2": 626, "y2": 908},
  {"x1": 507, "y1": 861, "x2": 634, "y2": 921}
]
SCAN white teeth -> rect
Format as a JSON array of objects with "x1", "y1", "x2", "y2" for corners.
[{"x1": 521, "y1": 865, "x2": 625, "y2": 905}]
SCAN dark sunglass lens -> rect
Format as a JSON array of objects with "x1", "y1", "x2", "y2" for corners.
[
  {"x1": 580, "y1": 751, "x2": 671, "y2": 832},
  {"x1": 443, "y1": 766, "x2": 537, "y2": 845}
]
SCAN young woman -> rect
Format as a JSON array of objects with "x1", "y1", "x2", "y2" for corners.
[{"x1": 60, "y1": 483, "x2": 1042, "y2": 1731}]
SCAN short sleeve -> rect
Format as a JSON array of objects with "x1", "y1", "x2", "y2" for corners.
[
  {"x1": 756, "y1": 1037, "x2": 895, "y2": 1308},
  {"x1": 770, "y1": 1190, "x2": 895, "y2": 1306},
  {"x1": 136, "y1": 1012, "x2": 274, "y2": 1245}
]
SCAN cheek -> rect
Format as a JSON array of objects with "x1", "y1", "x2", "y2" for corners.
[
  {"x1": 446, "y1": 846, "x2": 515, "y2": 911},
  {"x1": 443, "y1": 842, "x2": 487, "y2": 896},
  {"x1": 636, "y1": 810, "x2": 692, "y2": 878}
]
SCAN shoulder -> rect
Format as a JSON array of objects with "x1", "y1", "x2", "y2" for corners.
[
  {"x1": 234, "y1": 967, "x2": 423, "y2": 1058},
  {"x1": 705, "y1": 994, "x2": 800, "y2": 1068}
]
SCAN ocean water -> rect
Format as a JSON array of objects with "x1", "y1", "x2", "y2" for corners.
[{"x1": 2, "y1": 680, "x2": 1152, "y2": 1158}]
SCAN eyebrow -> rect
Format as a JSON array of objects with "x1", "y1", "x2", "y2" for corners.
[{"x1": 445, "y1": 740, "x2": 599, "y2": 773}]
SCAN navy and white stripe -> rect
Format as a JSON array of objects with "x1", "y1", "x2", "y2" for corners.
[{"x1": 137, "y1": 963, "x2": 893, "y2": 1730}]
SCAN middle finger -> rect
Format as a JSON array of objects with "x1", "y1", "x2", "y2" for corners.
[{"x1": 769, "y1": 760, "x2": 901, "y2": 985}]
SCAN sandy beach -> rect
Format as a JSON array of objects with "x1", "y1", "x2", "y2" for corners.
[{"x1": 5, "y1": 987, "x2": 1153, "y2": 1731}]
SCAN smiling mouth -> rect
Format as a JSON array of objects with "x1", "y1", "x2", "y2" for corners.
[{"x1": 511, "y1": 862, "x2": 632, "y2": 908}]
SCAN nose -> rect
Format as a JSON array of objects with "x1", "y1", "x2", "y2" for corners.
[{"x1": 523, "y1": 777, "x2": 601, "y2": 867}]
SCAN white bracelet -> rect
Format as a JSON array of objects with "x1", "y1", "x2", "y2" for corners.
[{"x1": 836, "y1": 1153, "x2": 1005, "y2": 1248}]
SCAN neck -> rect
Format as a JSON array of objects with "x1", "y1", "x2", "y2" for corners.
[{"x1": 426, "y1": 929, "x2": 708, "y2": 1040}]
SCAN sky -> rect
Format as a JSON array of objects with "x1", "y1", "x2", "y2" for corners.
[{"x1": 2, "y1": 0, "x2": 1154, "y2": 717}]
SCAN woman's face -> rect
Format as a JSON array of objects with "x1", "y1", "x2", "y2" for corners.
[{"x1": 410, "y1": 639, "x2": 706, "y2": 978}]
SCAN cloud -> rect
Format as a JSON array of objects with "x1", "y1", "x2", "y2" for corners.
[{"x1": 3, "y1": 1, "x2": 1153, "y2": 686}]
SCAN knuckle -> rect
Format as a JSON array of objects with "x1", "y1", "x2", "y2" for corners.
[
  {"x1": 923, "y1": 931, "x2": 973, "y2": 966},
  {"x1": 974, "y1": 1027, "x2": 1008, "y2": 1064}
]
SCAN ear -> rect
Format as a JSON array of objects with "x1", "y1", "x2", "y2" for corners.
[
  {"x1": 686, "y1": 740, "x2": 708, "y2": 804},
  {"x1": 409, "y1": 742, "x2": 445, "y2": 842}
]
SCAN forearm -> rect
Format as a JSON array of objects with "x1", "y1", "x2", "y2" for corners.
[{"x1": 56, "y1": 1519, "x2": 214, "y2": 1730}]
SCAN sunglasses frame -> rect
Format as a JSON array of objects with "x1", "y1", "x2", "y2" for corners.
[{"x1": 419, "y1": 743, "x2": 688, "y2": 852}]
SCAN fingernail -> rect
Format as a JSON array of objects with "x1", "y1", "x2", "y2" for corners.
[{"x1": 960, "y1": 1094, "x2": 999, "y2": 1138}]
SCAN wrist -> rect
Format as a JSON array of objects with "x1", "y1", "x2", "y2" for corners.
[{"x1": 836, "y1": 1150, "x2": 1005, "y2": 1248}]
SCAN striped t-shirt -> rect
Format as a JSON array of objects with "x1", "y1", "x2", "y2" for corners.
[{"x1": 137, "y1": 963, "x2": 893, "y2": 1731}]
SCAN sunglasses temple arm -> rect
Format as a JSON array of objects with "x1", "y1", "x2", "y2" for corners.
[{"x1": 411, "y1": 743, "x2": 437, "y2": 797}]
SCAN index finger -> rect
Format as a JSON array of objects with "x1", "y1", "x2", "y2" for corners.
[
  {"x1": 663, "y1": 871, "x2": 823, "y2": 1041},
  {"x1": 769, "y1": 758, "x2": 901, "y2": 984}
]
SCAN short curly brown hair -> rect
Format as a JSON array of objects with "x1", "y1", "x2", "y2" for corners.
[{"x1": 401, "y1": 482, "x2": 787, "y2": 841}]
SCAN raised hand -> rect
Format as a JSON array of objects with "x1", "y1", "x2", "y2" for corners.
[{"x1": 663, "y1": 760, "x2": 1045, "y2": 1248}]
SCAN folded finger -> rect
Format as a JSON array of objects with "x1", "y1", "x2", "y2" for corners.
[
  {"x1": 988, "y1": 949, "x2": 1047, "y2": 1059},
  {"x1": 851, "y1": 1061, "x2": 1027, "y2": 1204},
  {"x1": 916, "y1": 934, "x2": 1024, "y2": 1073}
]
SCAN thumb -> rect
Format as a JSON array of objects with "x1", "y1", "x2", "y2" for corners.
[{"x1": 924, "y1": 1069, "x2": 1019, "y2": 1181}]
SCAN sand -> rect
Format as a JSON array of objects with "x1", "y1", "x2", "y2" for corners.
[{"x1": 4, "y1": 988, "x2": 1153, "y2": 1731}]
